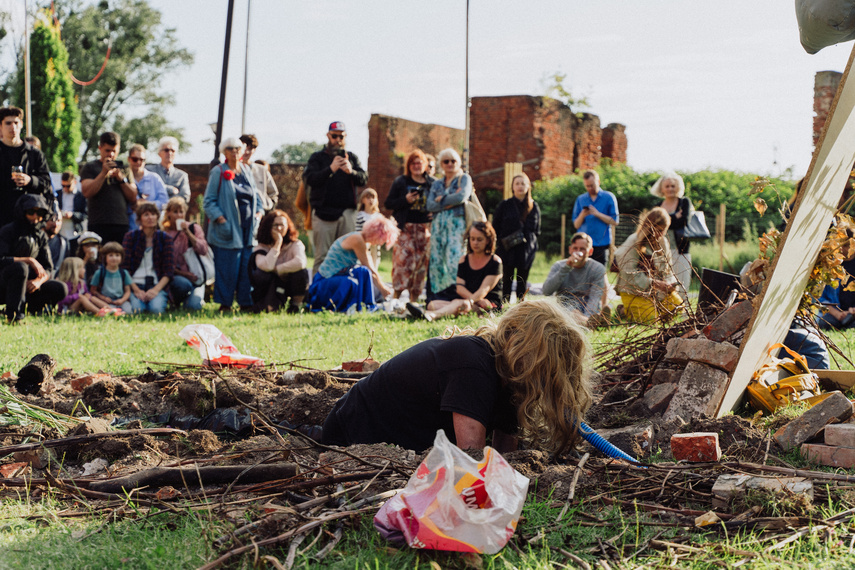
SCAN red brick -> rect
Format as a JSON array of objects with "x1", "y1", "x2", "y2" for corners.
[
  {"x1": 664, "y1": 337, "x2": 739, "y2": 372},
  {"x1": 703, "y1": 300, "x2": 753, "y2": 342},
  {"x1": 802, "y1": 443, "x2": 855, "y2": 468},
  {"x1": 642, "y1": 383, "x2": 678, "y2": 415},
  {"x1": 671, "y1": 432, "x2": 722, "y2": 462},
  {"x1": 663, "y1": 362, "x2": 729, "y2": 422},
  {"x1": 823, "y1": 423, "x2": 855, "y2": 447},
  {"x1": 774, "y1": 391, "x2": 854, "y2": 451},
  {"x1": 342, "y1": 359, "x2": 380, "y2": 373},
  {"x1": 0, "y1": 462, "x2": 29, "y2": 478},
  {"x1": 70, "y1": 373, "x2": 107, "y2": 392}
]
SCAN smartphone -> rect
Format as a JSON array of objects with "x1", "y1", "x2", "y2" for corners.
[
  {"x1": 336, "y1": 149, "x2": 346, "y2": 158},
  {"x1": 113, "y1": 160, "x2": 125, "y2": 169}
]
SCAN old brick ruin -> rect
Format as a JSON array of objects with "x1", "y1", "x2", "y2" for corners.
[{"x1": 814, "y1": 70, "x2": 842, "y2": 149}]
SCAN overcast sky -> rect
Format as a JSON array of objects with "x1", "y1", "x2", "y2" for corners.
[{"x1": 4, "y1": 1, "x2": 855, "y2": 179}]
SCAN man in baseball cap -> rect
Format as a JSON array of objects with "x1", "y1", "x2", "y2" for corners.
[{"x1": 303, "y1": 121, "x2": 368, "y2": 275}]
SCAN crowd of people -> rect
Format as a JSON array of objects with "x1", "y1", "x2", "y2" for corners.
[{"x1": 0, "y1": 105, "x2": 710, "y2": 326}]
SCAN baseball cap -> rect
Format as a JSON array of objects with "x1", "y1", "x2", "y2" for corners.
[
  {"x1": 328, "y1": 121, "x2": 346, "y2": 132},
  {"x1": 78, "y1": 231, "x2": 103, "y2": 245}
]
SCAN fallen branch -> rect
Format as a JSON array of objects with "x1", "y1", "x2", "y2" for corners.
[{"x1": 88, "y1": 463, "x2": 299, "y2": 493}]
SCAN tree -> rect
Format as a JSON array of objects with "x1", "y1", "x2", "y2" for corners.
[
  {"x1": 10, "y1": 11, "x2": 81, "y2": 173},
  {"x1": 540, "y1": 71, "x2": 590, "y2": 112},
  {"x1": 270, "y1": 141, "x2": 324, "y2": 164},
  {"x1": 54, "y1": 0, "x2": 194, "y2": 158}
]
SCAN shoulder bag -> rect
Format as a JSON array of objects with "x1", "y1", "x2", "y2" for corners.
[
  {"x1": 183, "y1": 223, "x2": 216, "y2": 287},
  {"x1": 463, "y1": 185, "x2": 487, "y2": 228},
  {"x1": 682, "y1": 207, "x2": 711, "y2": 240}
]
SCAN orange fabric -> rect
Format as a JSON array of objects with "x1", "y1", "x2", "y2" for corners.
[{"x1": 296, "y1": 181, "x2": 312, "y2": 230}]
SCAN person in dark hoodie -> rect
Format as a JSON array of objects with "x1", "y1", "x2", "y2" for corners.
[{"x1": 0, "y1": 194, "x2": 67, "y2": 323}]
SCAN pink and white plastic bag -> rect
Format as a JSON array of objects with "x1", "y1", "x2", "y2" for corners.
[
  {"x1": 374, "y1": 430, "x2": 529, "y2": 554},
  {"x1": 178, "y1": 324, "x2": 263, "y2": 368}
]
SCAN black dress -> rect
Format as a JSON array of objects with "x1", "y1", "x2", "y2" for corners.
[{"x1": 492, "y1": 197, "x2": 540, "y2": 302}]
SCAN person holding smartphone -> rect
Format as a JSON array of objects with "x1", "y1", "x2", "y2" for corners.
[
  {"x1": 0, "y1": 106, "x2": 53, "y2": 227},
  {"x1": 80, "y1": 131, "x2": 138, "y2": 244},
  {"x1": 572, "y1": 170, "x2": 619, "y2": 268},
  {"x1": 384, "y1": 149, "x2": 434, "y2": 300}
]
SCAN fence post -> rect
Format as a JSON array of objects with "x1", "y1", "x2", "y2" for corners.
[
  {"x1": 560, "y1": 214, "x2": 566, "y2": 257},
  {"x1": 718, "y1": 203, "x2": 726, "y2": 271},
  {"x1": 503, "y1": 163, "x2": 523, "y2": 200}
]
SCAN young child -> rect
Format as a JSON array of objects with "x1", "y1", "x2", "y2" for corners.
[
  {"x1": 356, "y1": 188, "x2": 382, "y2": 267},
  {"x1": 57, "y1": 257, "x2": 118, "y2": 316},
  {"x1": 89, "y1": 241, "x2": 133, "y2": 314}
]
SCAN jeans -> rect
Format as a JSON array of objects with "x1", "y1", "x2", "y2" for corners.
[
  {"x1": 212, "y1": 244, "x2": 253, "y2": 307},
  {"x1": 129, "y1": 288, "x2": 169, "y2": 314},
  {"x1": 170, "y1": 275, "x2": 204, "y2": 310}
]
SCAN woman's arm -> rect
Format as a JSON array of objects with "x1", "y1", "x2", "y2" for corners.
[
  {"x1": 453, "y1": 413, "x2": 487, "y2": 450},
  {"x1": 254, "y1": 245, "x2": 280, "y2": 272},
  {"x1": 202, "y1": 168, "x2": 226, "y2": 223},
  {"x1": 530, "y1": 202, "x2": 541, "y2": 236},
  {"x1": 425, "y1": 180, "x2": 444, "y2": 213},
  {"x1": 116, "y1": 285, "x2": 131, "y2": 305},
  {"x1": 438, "y1": 175, "x2": 472, "y2": 209},
  {"x1": 384, "y1": 177, "x2": 410, "y2": 211},
  {"x1": 276, "y1": 241, "x2": 308, "y2": 275},
  {"x1": 346, "y1": 233, "x2": 391, "y2": 297}
]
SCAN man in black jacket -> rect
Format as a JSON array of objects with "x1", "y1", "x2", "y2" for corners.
[
  {"x1": 0, "y1": 107, "x2": 53, "y2": 227},
  {"x1": 304, "y1": 121, "x2": 368, "y2": 274},
  {"x1": 0, "y1": 194, "x2": 67, "y2": 323}
]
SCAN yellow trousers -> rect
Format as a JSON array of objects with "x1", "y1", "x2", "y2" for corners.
[{"x1": 620, "y1": 291, "x2": 683, "y2": 323}]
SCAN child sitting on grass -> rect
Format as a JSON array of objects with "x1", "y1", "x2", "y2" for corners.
[
  {"x1": 57, "y1": 257, "x2": 120, "y2": 316},
  {"x1": 89, "y1": 241, "x2": 133, "y2": 315}
]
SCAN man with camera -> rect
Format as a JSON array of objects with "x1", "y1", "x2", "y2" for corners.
[
  {"x1": 0, "y1": 106, "x2": 53, "y2": 227},
  {"x1": 572, "y1": 169, "x2": 619, "y2": 268},
  {"x1": 80, "y1": 132, "x2": 138, "y2": 244},
  {"x1": 304, "y1": 121, "x2": 368, "y2": 275}
]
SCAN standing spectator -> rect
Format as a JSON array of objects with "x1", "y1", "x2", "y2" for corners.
[
  {"x1": 572, "y1": 170, "x2": 619, "y2": 267},
  {"x1": 542, "y1": 232, "x2": 608, "y2": 323},
  {"x1": 146, "y1": 136, "x2": 191, "y2": 203},
  {"x1": 128, "y1": 144, "x2": 169, "y2": 231},
  {"x1": 305, "y1": 121, "x2": 367, "y2": 275},
  {"x1": 0, "y1": 107, "x2": 53, "y2": 227},
  {"x1": 162, "y1": 197, "x2": 208, "y2": 311},
  {"x1": 385, "y1": 150, "x2": 434, "y2": 300},
  {"x1": 80, "y1": 132, "x2": 137, "y2": 244},
  {"x1": 493, "y1": 173, "x2": 540, "y2": 304},
  {"x1": 650, "y1": 172, "x2": 693, "y2": 301},
  {"x1": 240, "y1": 134, "x2": 279, "y2": 212},
  {"x1": 427, "y1": 148, "x2": 471, "y2": 298},
  {"x1": 56, "y1": 171, "x2": 87, "y2": 254},
  {"x1": 121, "y1": 201, "x2": 174, "y2": 314},
  {"x1": 0, "y1": 194, "x2": 67, "y2": 322},
  {"x1": 424, "y1": 153, "x2": 437, "y2": 178},
  {"x1": 203, "y1": 137, "x2": 263, "y2": 312},
  {"x1": 249, "y1": 210, "x2": 309, "y2": 313}
]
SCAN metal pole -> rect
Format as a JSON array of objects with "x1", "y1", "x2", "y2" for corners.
[
  {"x1": 213, "y1": 0, "x2": 236, "y2": 166},
  {"x1": 463, "y1": 0, "x2": 470, "y2": 173},
  {"x1": 23, "y1": 0, "x2": 32, "y2": 136},
  {"x1": 241, "y1": 0, "x2": 251, "y2": 134}
]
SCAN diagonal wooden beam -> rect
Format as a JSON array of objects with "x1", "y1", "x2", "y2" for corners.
[{"x1": 717, "y1": 43, "x2": 855, "y2": 416}]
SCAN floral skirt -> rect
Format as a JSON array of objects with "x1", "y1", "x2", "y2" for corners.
[{"x1": 392, "y1": 223, "x2": 431, "y2": 296}]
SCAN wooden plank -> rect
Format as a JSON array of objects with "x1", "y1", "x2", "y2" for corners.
[
  {"x1": 717, "y1": 43, "x2": 855, "y2": 416},
  {"x1": 503, "y1": 162, "x2": 523, "y2": 200}
]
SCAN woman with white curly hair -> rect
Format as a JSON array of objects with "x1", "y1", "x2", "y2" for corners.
[{"x1": 650, "y1": 172, "x2": 694, "y2": 300}]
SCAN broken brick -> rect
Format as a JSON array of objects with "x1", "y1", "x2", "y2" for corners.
[
  {"x1": 663, "y1": 362, "x2": 730, "y2": 422},
  {"x1": 664, "y1": 338, "x2": 739, "y2": 372},
  {"x1": 341, "y1": 359, "x2": 380, "y2": 373},
  {"x1": 773, "y1": 391, "x2": 854, "y2": 451},
  {"x1": 596, "y1": 423, "x2": 654, "y2": 457},
  {"x1": 70, "y1": 373, "x2": 110, "y2": 392},
  {"x1": 651, "y1": 369, "x2": 682, "y2": 386},
  {"x1": 0, "y1": 462, "x2": 29, "y2": 478},
  {"x1": 671, "y1": 432, "x2": 722, "y2": 462},
  {"x1": 703, "y1": 299, "x2": 754, "y2": 342},
  {"x1": 802, "y1": 443, "x2": 855, "y2": 468},
  {"x1": 824, "y1": 423, "x2": 855, "y2": 448},
  {"x1": 641, "y1": 383, "x2": 678, "y2": 415},
  {"x1": 711, "y1": 474, "x2": 813, "y2": 510}
]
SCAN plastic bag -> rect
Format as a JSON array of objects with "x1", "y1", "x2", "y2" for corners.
[
  {"x1": 795, "y1": 0, "x2": 855, "y2": 54},
  {"x1": 374, "y1": 429, "x2": 529, "y2": 554},
  {"x1": 178, "y1": 324, "x2": 263, "y2": 368}
]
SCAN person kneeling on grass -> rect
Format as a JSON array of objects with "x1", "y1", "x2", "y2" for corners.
[
  {"x1": 408, "y1": 220, "x2": 502, "y2": 321},
  {"x1": 303, "y1": 298, "x2": 593, "y2": 453},
  {"x1": 614, "y1": 207, "x2": 683, "y2": 323},
  {"x1": 89, "y1": 241, "x2": 133, "y2": 314},
  {"x1": 56, "y1": 256, "x2": 119, "y2": 316}
]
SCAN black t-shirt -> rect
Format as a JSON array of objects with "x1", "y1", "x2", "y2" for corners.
[
  {"x1": 457, "y1": 255, "x2": 503, "y2": 309},
  {"x1": 385, "y1": 175, "x2": 433, "y2": 226},
  {"x1": 326, "y1": 335, "x2": 517, "y2": 452},
  {"x1": 0, "y1": 142, "x2": 52, "y2": 227},
  {"x1": 80, "y1": 160, "x2": 130, "y2": 226}
]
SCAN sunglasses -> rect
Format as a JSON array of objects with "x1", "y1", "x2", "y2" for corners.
[
  {"x1": 129, "y1": 157, "x2": 144, "y2": 163},
  {"x1": 224, "y1": 146, "x2": 241, "y2": 151},
  {"x1": 61, "y1": 184, "x2": 72, "y2": 189},
  {"x1": 161, "y1": 148, "x2": 176, "y2": 153},
  {"x1": 329, "y1": 133, "x2": 345, "y2": 140},
  {"x1": 442, "y1": 159, "x2": 458, "y2": 165},
  {"x1": 25, "y1": 208, "x2": 42, "y2": 216}
]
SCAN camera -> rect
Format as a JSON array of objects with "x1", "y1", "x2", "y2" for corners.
[
  {"x1": 113, "y1": 160, "x2": 125, "y2": 169},
  {"x1": 143, "y1": 275, "x2": 156, "y2": 291}
]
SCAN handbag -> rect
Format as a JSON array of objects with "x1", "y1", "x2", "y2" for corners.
[
  {"x1": 682, "y1": 210, "x2": 711, "y2": 240},
  {"x1": 501, "y1": 229, "x2": 526, "y2": 250},
  {"x1": 463, "y1": 189, "x2": 486, "y2": 227},
  {"x1": 183, "y1": 223, "x2": 216, "y2": 287}
]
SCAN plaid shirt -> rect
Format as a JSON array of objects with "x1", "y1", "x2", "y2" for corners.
[{"x1": 121, "y1": 229, "x2": 175, "y2": 279}]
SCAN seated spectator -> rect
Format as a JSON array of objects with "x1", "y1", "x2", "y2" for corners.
[
  {"x1": 89, "y1": 241, "x2": 133, "y2": 314},
  {"x1": 313, "y1": 298, "x2": 593, "y2": 453},
  {"x1": 614, "y1": 207, "x2": 683, "y2": 323},
  {"x1": 307, "y1": 216, "x2": 398, "y2": 313},
  {"x1": 161, "y1": 197, "x2": 207, "y2": 311},
  {"x1": 128, "y1": 144, "x2": 169, "y2": 231},
  {"x1": 57, "y1": 257, "x2": 117, "y2": 316},
  {"x1": 249, "y1": 210, "x2": 309, "y2": 313},
  {"x1": 0, "y1": 194, "x2": 67, "y2": 322},
  {"x1": 77, "y1": 231, "x2": 102, "y2": 284},
  {"x1": 816, "y1": 229, "x2": 855, "y2": 330},
  {"x1": 121, "y1": 201, "x2": 175, "y2": 314},
  {"x1": 56, "y1": 171, "x2": 87, "y2": 254},
  {"x1": 542, "y1": 232, "x2": 609, "y2": 324},
  {"x1": 409, "y1": 221, "x2": 502, "y2": 320},
  {"x1": 146, "y1": 136, "x2": 191, "y2": 203},
  {"x1": 46, "y1": 210, "x2": 70, "y2": 278}
]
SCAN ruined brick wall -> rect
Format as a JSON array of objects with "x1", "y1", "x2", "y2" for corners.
[
  {"x1": 179, "y1": 163, "x2": 304, "y2": 228},
  {"x1": 814, "y1": 71, "x2": 842, "y2": 149},
  {"x1": 602, "y1": 123, "x2": 627, "y2": 164},
  {"x1": 573, "y1": 113, "x2": 603, "y2": 172},
  {"x1": 367, "y1": 114, "x2": 465, "y2": 211}
]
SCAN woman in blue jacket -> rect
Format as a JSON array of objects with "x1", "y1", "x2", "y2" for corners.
[{"x1": 203, "y1": 137, "x2": 263, "y2": 312}]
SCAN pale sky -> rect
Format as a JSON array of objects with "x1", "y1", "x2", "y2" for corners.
[{"x1": 5, "y1": 1, "x2": 855, "y2": 178}]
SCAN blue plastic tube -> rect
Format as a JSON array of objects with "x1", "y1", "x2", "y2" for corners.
[{"x1": 579, "y1": 420, "x2": 644, "y2": 466}]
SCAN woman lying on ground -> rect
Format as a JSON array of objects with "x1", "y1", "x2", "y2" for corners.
[
  {"x1": 307, "y1": 216, "x2": 399, "y2": 312},
  {"x1": 614, "y1": 207, "x2": 683, "y2": 323},
  {"x1": 248, "y1": 209, "x2": 309, "y2": 313},
  {"x1": 408, "y1": 221, "x2": 502, "y2": 320},
  {"x1": 309, "y1": 297, "x2": 593, "y2": 453}
]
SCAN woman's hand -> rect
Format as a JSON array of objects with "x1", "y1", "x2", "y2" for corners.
[
  {"x1": 652, "y1": 280, "x2": 675, "y2": 293},
  {"x1": 406, "y1": 191, "x2": 418, "y2": 204}
]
